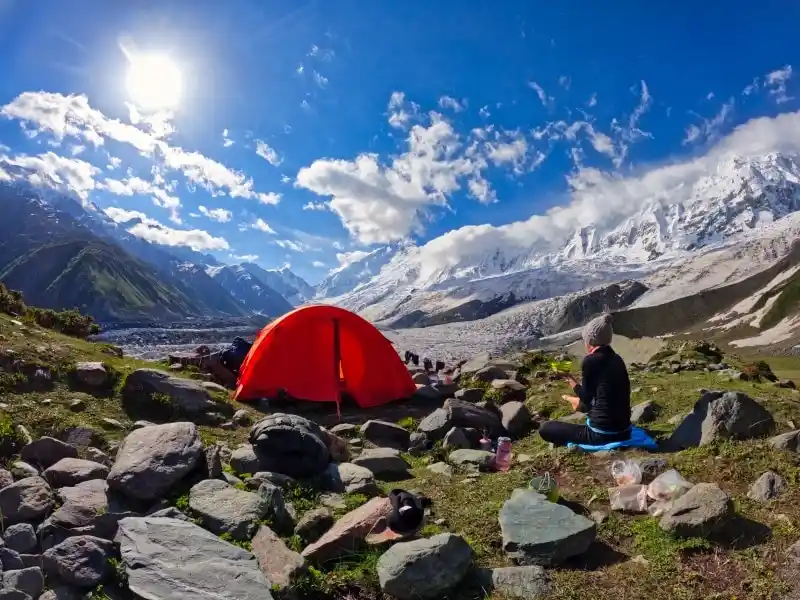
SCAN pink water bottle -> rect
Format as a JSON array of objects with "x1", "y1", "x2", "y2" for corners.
[{"x1": 494, "y1": 437, "x2": 512, "y2": 472}]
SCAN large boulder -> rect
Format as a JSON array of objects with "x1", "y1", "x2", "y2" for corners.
[
  {"x1": 42, "y1": 535, "x2": 115, "y2": 588},
  {"x1": 476, "y1": 566, "x2": 552, "y2": 599},
  {"x1": 501, "y1": 402, "x2": 532, "y2": 438},
  {"x1": 122, "y1": 368, "x2": 226, "y2": 418},
  {"x1": 499, "y1": 489, "x2": 596, "y2": 565},
  {"x1": 72, "y1": 362, "x2": 109, "y2": 388},
  {"x1": 0, "y1": 476, "x2": 54, "y2": 524},
  {"x1": 659, "y1": 483, "x2": 734, "y2": 537},
  {"x1": 20, "y1": 437, "x2": 77, "y2": 469},
  {"x1": 360, "y1": 420, "x2": 411, "y2": 451},
  {"x1": 448, "y1": 449, "x2": 495, "y2": 471},
  {"x1": 116, "y1": 516, "x2": 274, "y2": 599},
  {"x1": 189, "y1": 479, "x2": 269, "y2": 540},
  {"x1": 43, "y1": 458, "x2": 109, "y2": 488},
  {"x1": 444, "y1": 399, "x2": 506, "y2": 437},
  {"x1": 249, "y1": 414, "x2": 330, "y2": 478},
  {"x1": 377, "y1": 533, "x2": 473, "y2": 600},
  {"x1": 294, "y1": 508, "x2": 334, "y2": 544},
  {"x1": 3, "y1": 567, "x2": 43, "y2": 599},
  {"x1": 417, "y1": 408, "x2": 453, "y2": 442},
  {"x1": 251, "y1": 525, "x2": 307, "y2": 591},
  {"x1": 302, "y1": 497, "x2": 394, "y2": 564},
  {"x1": 747, "y1": 471, "x2": 787, "y2": 503},
  {"x1": 3, "y1": 523, "x2": 36, "y2": 553},
  {"x1": 107, "y1": 422, "x2": 203, "y2": 500},
  {"x1": 474, "y1": 366, "x2": 509, "y2": 383},
  {"x1": 668, "y1": 391, "x2": 775, "y2": 448},
  {"x1": 323, "y1": 463, "x2": 380, "y2": 496},
  {"x1": 351, "y1": 448, "x2": 410, "y2": 479},
  {"x1": 768, "y1": 430, "x2": 800, "y2": 452},
  {"x1": 230, "y1": 444, "x2": 261, "y2": 475}
]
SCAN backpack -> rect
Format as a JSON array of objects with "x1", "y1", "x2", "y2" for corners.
[{"x1": 220, "y1": 337, "x2": 253, "y2": 374}]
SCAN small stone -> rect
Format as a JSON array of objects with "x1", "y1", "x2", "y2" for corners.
[
  {"x1": 101, "y1": 418, "x2": 124, "y2": 429},
  {"x1": 330, "y1": 423, "x2": 358, "y2": 437},
  {"x1": 323, "y1": 463, "x2": 380, "y2": 496},
  {"x1": 768, "y1": 430, "x2": 800, "y2": 452},
  {"x1": 443, "y1": 427, "x2": 472, "y2": 450},
  {"x1": 251, "y1": 525, "x2": 307, "y2": 590},
  {"x1": 43, "y1": 458, "x2": 109, "y2": 488},
  {"x1": 454, "y1": 388, "x2": 484, "y2": 403},
  {"x1": 233, "y1": 410, "x2": 250, "y2": 426},
  {"x1": 73, "y1": 362, "x2": 109, "y2": 387},
  {"x1": 427, "y1": 462, "x2": 453, "y2": 477},
  {"x1": 635, "y1": 457, "x2": 668, "y2": 482},
  {"x1": 68, "y1": 399, "x2": 86, "y2": 412},
  {"x1": 417, "y1": 408, "x2": 453, "y2": 442},
  {"x1": 351, "y1": 448, "x2": 410, "y2": 478},
  {"x1": 448, "y1": 449, "x2": 495, "y2": 471},
  {"x1": 747, "y1": 471, "x2": 788, "y2": 503},
  {"x1": 257, "y1": 482, "x2": 295, "y2": 535},
  {"x1": 319, "y1": 493, "x2": 347, "y2": 511},
  {"x1": 3, "y1": 523, "x2": 37, "y2": 553},
  {"x1": 630, "y1": 400, "x2": 660, "y2": 424},
  {"x1": 476, "y1": 566, "x2": 552, "y2": 599},
  {"x1": 230, "y1": 444, "x2": 261, "y2": 475},
  {"x1": 590, "y1": 510, "x2": 608, "y2": 525}
]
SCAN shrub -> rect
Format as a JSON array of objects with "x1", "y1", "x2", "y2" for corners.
[
  {"x1": 0, "y1": 284, "x2": 26, "y2": 316},
  {"x1": 26, "y1": 307, "x2": 100, "y2": 338}
]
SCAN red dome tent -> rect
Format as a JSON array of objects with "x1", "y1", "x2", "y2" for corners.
[{"x1": 234, "y1": 305, "x2": 417, "y2": 409}]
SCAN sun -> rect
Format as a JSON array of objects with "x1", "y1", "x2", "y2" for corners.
[{"x1": 125, "y1": 53, "x2": 183, "y2": 111}]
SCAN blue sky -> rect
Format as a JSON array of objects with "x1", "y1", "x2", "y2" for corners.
[{"x1": 1, "y1": 0, "x2": 799, "y2": 283}]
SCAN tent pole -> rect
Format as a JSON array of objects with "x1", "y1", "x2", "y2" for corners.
[{"x1": 332, "y1": 318, "x2": 341, "y2": 420}]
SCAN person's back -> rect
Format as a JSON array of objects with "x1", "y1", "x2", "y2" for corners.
[{"x1": 580, "y1": 345, "x2": 630, "y2": 434}]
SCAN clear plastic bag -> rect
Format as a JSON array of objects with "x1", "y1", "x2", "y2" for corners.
[
  {"x1": 647, "y1": 469, "x2": 692, "y2": 502},
  {"x1": 609, "y1": 484, "x2": 649, "y2": 513},
  {"x1": 610, "y1": 460, "x2": 642, "y2": 486}
]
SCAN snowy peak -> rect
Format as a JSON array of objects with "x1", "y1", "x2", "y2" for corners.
[
  {"x1": 207, "y1": 264, "x2": 292, "y2": 316},
  {"x1": 259, "y1": 265, "x2": 315, "y2": 305},
  {"x1": 316, "y1": 245, "x2": 402, "y2": 298}
]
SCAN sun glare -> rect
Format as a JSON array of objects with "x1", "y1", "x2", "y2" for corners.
[{"x1": 126, "y1": 53, "x2": 183, "y2": 111}]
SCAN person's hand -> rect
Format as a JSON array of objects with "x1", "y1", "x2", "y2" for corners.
[
  {"x1": 561, "y1": 395, "x2": 581, "y2": 411},
  {"x1": 565, "y1": 375, "x2": 579, "y2": 389}
]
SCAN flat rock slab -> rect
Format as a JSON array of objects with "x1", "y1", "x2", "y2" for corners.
[
  {"x1": 476, "y1": 566, "x2": 552, "y2": 599},
  {"x1": 107, "y1": 422, "x2": 203, "y2": 500},
  {"x1": 499, "y1": 489, "x2": 596, "y2": 566},
  {"x1": 116, "y1": 516, "x2": 274, "y2": 600},
  {"x1": 323, "y1": 463, "x2": 380, "y2": 496},
  {"x1": 43, "y1": 458, "x2": 109, "y2": 488},
  {"x1": 302, "y1": 497, "x2": 393, "y2": 564},
  {"x1": 351, "y1": 448, "x2": 410, "y2": 479},
  {"x1": 449, "y1": 449, "x2": 495, "y2": 470},
  {"x1": 768, "y1": 430, "x2": 800, "y2": 452},
  {"x1": 659, "y1": 483, "x2": 734, "y2": 538},
  {"x1": 377, "y1": 533, "x2": 473, "y2": 600},
  {"x1": 189, "y1": 479, "x2": 268, "y2": 540},
  {"x1": 0, "y1": 476, "x2": 54, "y2": 524},
  {"x1": 122, "y1": 368, "x2": 217, "y2": 415},
  {"x1": 360, "y1": 420, "x2": 411, "y2": 450},
  {"x1": 251, "y1": 525, "x2": 307, "y2": 590},
  {"x1": 748, "y1": 471, "x2": 788, "y2": 502}
]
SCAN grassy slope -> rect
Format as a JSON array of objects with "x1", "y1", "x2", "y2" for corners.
[{"x1": 4, "y1": 314, "x2": 800, "y2": 599}]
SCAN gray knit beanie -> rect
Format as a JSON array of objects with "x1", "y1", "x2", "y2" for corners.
[{"x1": 583, "y1": 313, "x2": 613, "y2": 347}]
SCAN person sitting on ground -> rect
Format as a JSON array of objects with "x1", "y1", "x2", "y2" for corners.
[{"x1": 538, "y1": 314, "x2": 631, "y2": 447}]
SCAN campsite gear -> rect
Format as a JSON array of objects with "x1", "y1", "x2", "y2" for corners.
[
  {"x1": 411, "y1": 354, "x2": 419, "y2": 366},
  {"x1": 611, "y1": 459, "x2": 642, "y2": 486},
  {"x1": 387, "y1": 489, "x2": 429, "y2": 535},
  {"x1": 529, "y1": 473, "x2": 559, "y2": 502},
  {"x1": 494, "y1": 437, "x2": 513, "y2": 471},
  {"x1": 235, "y1": 305, "x2": 417, "y2": 410},
  {"x1": 479, "y1": 435, "x2": 492, "y2": 452},
  {"x1": 435, "y1": 360, "x2": 445, "y2": 372},
  {"x1": 647, "y1": 469, "x2": 692, "y2": 502},
  {"x1": 564, "y1": 424, "x2": 658, "y2": 452},
  {"x1": 220, "y1": 337, "x2": 253, "y2": 374},
  {"x1": 609, "y1": 484, "x2": 648, "y2": 513},
  {"x1": 647, "y1": 499, "x2": 673, "y2": 517}
]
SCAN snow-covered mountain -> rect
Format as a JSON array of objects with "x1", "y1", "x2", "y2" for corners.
[
  {"x1": 251, "y1": 265, "x2": 315, "y2": 305},
  {"x1": 315, "y1": 245, "x2": 402, "y2": 299},
  {"x1": 206, "y1": 264, "x2": 293, "y2": 316},
  {"x1": 332, "y1": 153, "x2": 800, "y2": 326}
]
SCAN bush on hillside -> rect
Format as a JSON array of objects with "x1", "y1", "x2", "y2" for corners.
[
  {"x1": 0, "y1": 285, "x2": 26, "y2": 316},
  {"x1": 0, "y1": 281, "x2": 100, "y2": 338}
]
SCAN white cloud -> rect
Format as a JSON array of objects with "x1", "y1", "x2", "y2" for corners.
[
  {"x1": 706, "y1": 92, "x2": 715, "y2": 101},
  {"x1": 479, "y1": 106, "x2": 491, "y2": 119},
  {"x1": 100, "y1": 175, "x2": 182, "y2": 223},
  {"x1": 302, "y1": 201, "x2": 328, "y2": 211},
  {"x1": 308, "y1": 45, "x2": 335, "y2": 61},
  {"x1": 558, "y1": 75, "x2": 571, "y2": 90},
  {"x1": 107, "y1": 156, "x2": 122, "y2": 170},
  {"x1": 232, "y1": 254, "x2": 259, "y2": 262},
  {"x1": 1, "y1": 151, "x2": 99, "y2": 202},
  {"x1": 387, "y1": 92, "x2": 420, "y2": 130},
  {"x1": 438, "y1": 96, "x2": 466, "y2": 112},
  {"x1": 198, "y1": 205, "x2": 232, "y2": 223},
  {"x1": 255, "y1": 140, "x2": 282, "y2": 166},
  {"x1": 128, "y1": 221, "x2": 229, "y2": 251},
  {"x1": 609, "y1": 80, "x2": 653, "y2": 166},
  {"x1": 104, "y1": 207, "x2": 154, "y2": 224},
  {"x1": 683, "y1": 98, "x2": 735, "y2": 146},
  {"x1": 586, "y1": 93, "x2": 597, "y2": 108},
  {"x1": 222, "y1": 129, "x2": 234, "y2": 147},
  {"x1": 528, "y1": 81, "x2": 554, "y2": 109},
  {"x1": 281, "y1": 174, "x2": 291, "y2": 184},
  {"x1": 766, "y1": 65, "x2": 793, "y2": 104},
  {"x1": 297, "y1": 117, "x2": 491, "y2": 244},
  {"x1": 313, "y1": 71, "x2": 329, "y2": 88},
  {"x1": 70, "y1": 144, "x2": 85, "y2": 156},
  {"x1": 467, "y1": 175, "x2": 495, "y2": 203},
  {"x1": 486, "y1": 130, "x2": 528, "y2": 174},
  {"x1": 300, "y1": 99, "x2": 310, "y2": 110},
  {"x1": 296, "y1": 64, "x2": 304, "y2": 75},
  {"x1": 241, "y1": 218, "x2": 275, "y2": 234},
  {"x1": 742, "y1": 78, "x2": 759, "y2": 96},
  {"x1": 311, "y1": 260, "x2": 326, "y2": 268},
  {"x1": 275, "y1": 239, "x2": 305, "y2": 252},
  {"x1": 335, "y1": 250, "x2": 370, "y2": 269},
  {"x1": 408, "y1": 108, "x2": 800, "y2": 280}
]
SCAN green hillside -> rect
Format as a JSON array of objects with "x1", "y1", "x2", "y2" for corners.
[{"x1": 0, "y1": 240, "x2": 205, "y2": 321}]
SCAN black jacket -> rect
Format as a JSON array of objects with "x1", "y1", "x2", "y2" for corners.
[{"x1": 573, "y1": 345, "x2": 631, "y2": 434}]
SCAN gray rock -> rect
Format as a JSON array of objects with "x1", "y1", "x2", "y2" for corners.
[
  {"x1": 427, "y1": 462, "x2": 453, "y2": 477},
  {"x1": 457, "y1": 353, "x2": 492, "y2": 379},
  {"x1": 132, "y1": 420, "x2": 155, "y2": 429},
  {"x1": 659, "y1": 483, "x2": 734, "y2": 537},
  {"x1": 201, "y1": 445, "x2": 223, "y2": 479},
  {"x1": 9, "y1": 463, "x2": 38, "y2": 480},
  {"x1": 417, "y1": 409, "x2": 453, "y2": 442},
  {"x1": 445, "y1": 399, "x2": 506, "y2": 437},
  {"x1": 474, "y1": 366, "x2": 509, "y2": 383},
  {"x1": 100, "y1": 418, "x2": 124, "y2": 429},
  {"x1": 20, "y1": 437, "x2": 77, "y2": 470},
  {"x1": 232, "y1": 409, "x2": 250, "y2": 426},
  {"x1": 251, "y1": 525, "x2": 307, "y2": 590},
  {"x1": 454, "y1": 388, "x2": 484, "y2": 403},
  {"x1": 323, "y1": 463, "x2": 380, "y2": 496},
  {"x1": 747, "y1": 471, "x2": 788, "y2": 503},
  {"x1": 122, "y1": 368, "x2": 222, "y2": 417},
  {"x1": 107, "y1": 422, "x2": 203, "y2": 500},
  {"x1": 499, "y1": 489, "x2": 596, "y2": 565},
  {"x1": 360, "y1": 420, "x2": 411, "y2": 450},
  {"x1": 448, "y1": 449, "x2": 495, "y2": 470},
  {"x1": 116, "y1": 516, "x2": 274, "y2": 600},
  {"x1": 377, "y1": 533, "x2": 473, "y2": 600},
  {"x1": 630, "y1": 400, "x2": 660, "y2": 424},
  {"x1": 407, "y1": 432, "x2": 428, "y2": 455},
  {"x1": 412, "y1": 372, "x2": 430, "y2": 385},
  {"x1": 39, "y1": 587, "x2": 80, "y2": 600},
  {"x1": 230, "y1": 444, "x2": 261, "y2": 475},
  {"x1": 3, "y1": 524, "x2": 37, "y2": 553},
  {"x1": 68, "y1": 399, "x2": 86, "y2": 412},
  {"x1": 413, "y1": 385, "x2": 443, "y2": 400},
  {"x1": 43, "y1": 458, "x2": 109, "y2": 488},
  {"x1": 476, "y1": 566, "x2": 552, "y2": 599},
  {"x1": 257, "y1": 483, "x2": 295, "y2": 535},
  {"x1": 442, "y1": 427, "x2": 473, "y2": 450},
  {"x1": 0, "y1": 547, "x2": 26, "y2": 570},
  {"x1": 636, "y1": 457, "x2": 669, "y2": 482},
  {"x1": 330, "y1": 423, "x2": 358, "y2": 437},
  {"x1": 768, "y1": 429, "x2": 800, "y2": 452},
  {"x1": 501, "y1": 402, "x2": 532, "y2": 438},
  {"x1": 351, "y1": 448, "x2": 410, "y2": 478},
  {"x1": 42, "y1": 535, "x2": 115, "y2": 587},
  {"x1": 0, "y1": 477, "x2": 54, "y2": 524},
  {"x1": 189, "y1": 479, "x2": 268, "y2": 541},
  {"x1": 0, "y1": 469, "x2": 12, "y2": 490},
  {"x1": 668, "y1": 391, "x2": 775, "y2": 449},
  {"x1": 2, "y1": 568, "x2": 43, "y2": 599},
  {"x1": 62, "y1": 426, "x2": 103, "y2": 453},
  {"x1": 295, "y1": 508, "x2": 334, "y2": 544},
  {"x1": 72, "y1": 362, "x2": 108, "y2": 388},
  {"x1": 249, "y1": 414, "x2": 330, "y2": 479},
  {"x1": 490, "y1": 379, "x2": 527, "y2": 402},
  {"x1": 84, "y1": 448, "x2": 111, "y2": 467},
  {"x1": 148, "y1": 507, "x2": 191, "y2": 521},
  {"x1": 0, "y1": 591, "x2": 31, "y2": 600}
]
